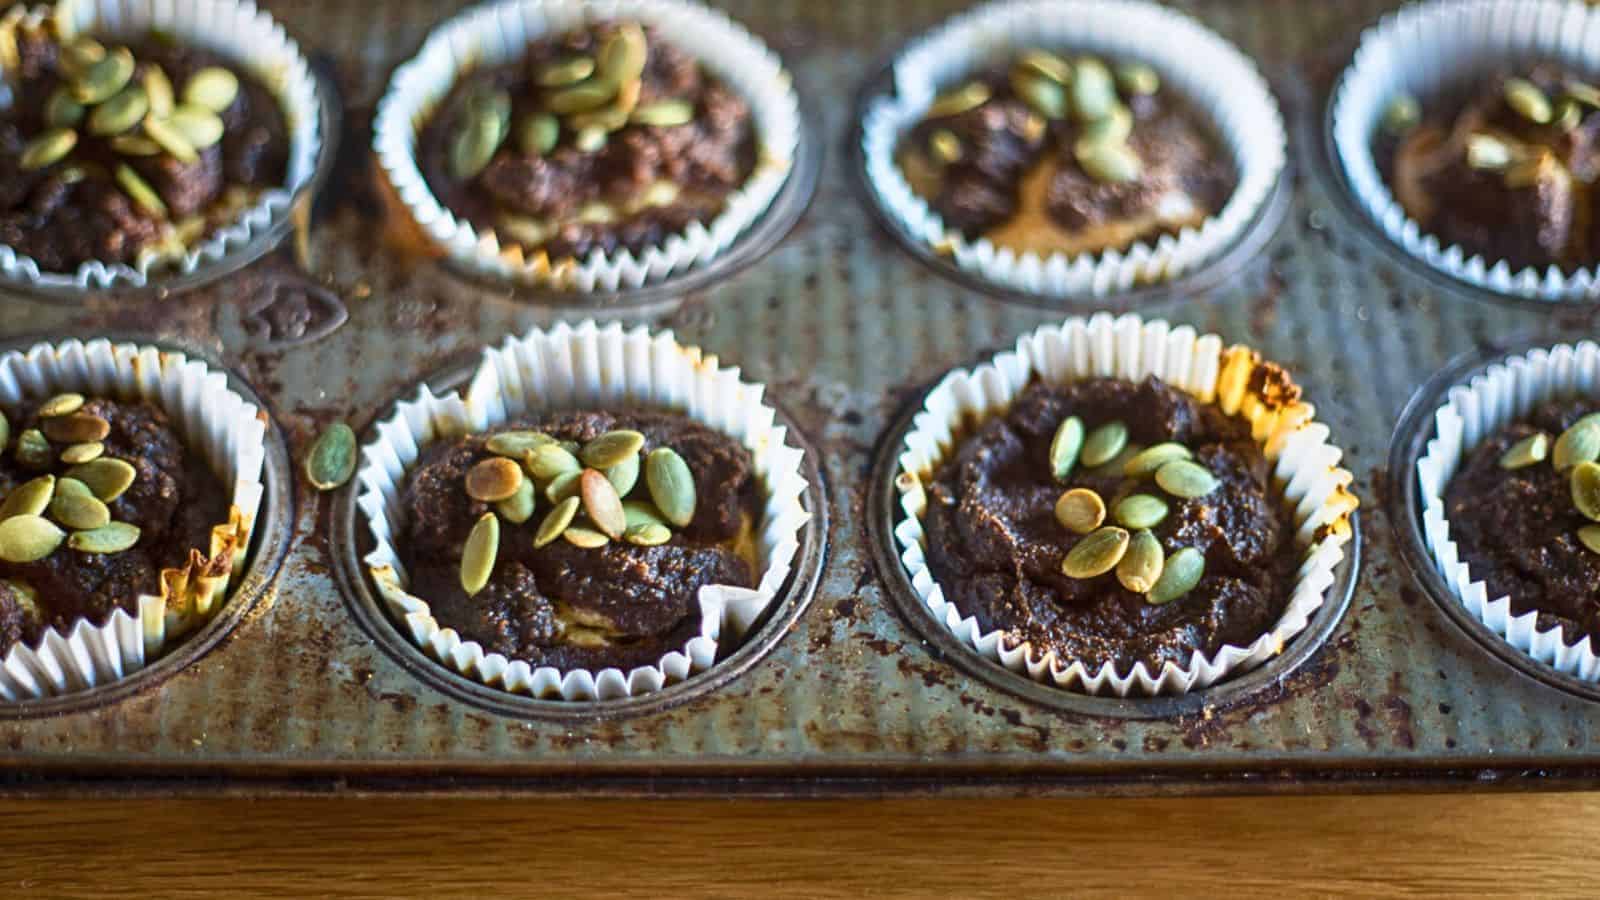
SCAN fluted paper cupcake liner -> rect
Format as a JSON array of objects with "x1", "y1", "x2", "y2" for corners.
[
  {"x1": 0, "y1": 339, "x2": 267, "y2": 701},
  {"x1": 1332, "y1": 0, "x2": 1600, "y2": 302},
  {"x1": 358, "y1": 320, "x2": 811, "y2": 702},
  {"x1": 1417, "y1": 341, "x2": 1600, "y2": 680},
  {"x1": 893, "y1": 313, "x2": 1358, "y2": 697},
  {"x1": 373, "y1": 0, "x2": 800, "y2": 293},
  {"x1": 859, "y1": 0, "x2": 1285, "y2": 299},
  {"x1": 0, "y1": 0, "x2": 324, "y2": 292}
]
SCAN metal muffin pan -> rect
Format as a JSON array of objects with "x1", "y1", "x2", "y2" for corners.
[{"x1": 1, "y1": 0, "x2": 1599, "y2": 797}]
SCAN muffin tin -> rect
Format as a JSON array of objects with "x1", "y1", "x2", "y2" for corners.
[{"x1": 2, "y1": 0, "x2": 1600, "y2": 796}]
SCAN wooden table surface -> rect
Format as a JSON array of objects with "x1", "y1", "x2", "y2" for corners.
[{"x1": 0, "y1": 793, "x2": 1586, "y2": 896}]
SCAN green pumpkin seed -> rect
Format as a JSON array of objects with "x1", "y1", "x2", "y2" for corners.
[
  {"x1": 37, "y1": 392, "x2": 84, "y2": 418},
  {"x1": 0, "y1": 515, "x2": 63, "y2": 563},
  {"x1": 19, "y1": 128, "x2": 77, "y2": 171},
  {"x1": 1554, "y1": 98, "x2": 1582, "y2": 132},
  {"x1": 537, "y1": 55, "x2": 595, "y2": 87},
  {"x1": 598, "y1": 22, "x2": 647, "y2": 86},
  {"x1": 66, "y1": 457, "x2": 137, "y2": 502},
  {"x1": 1080, "y1": 421, "x2": 1128, "y2": 468},
  {"x1": 1117, "y1": 528, "x2": 1164, "y2": 593},
  {"x1": 67, "y1": 521, "x2": 140, "y2": 554},
  {"x1": 580, "y1": 430, "x2": 646, "y2": 469},
  {"x1": 1123, "y1": 442, "x2": 1192, "y2": 478},
  {"x1": 1147, "y1": 546, "x2": 1204, "y2": 605},
  {"x1": 111, "y1": 134, "x2": 161, "y2": 157},
  {"x1": 1567, "y1": 80, "x2": 1600, "y2": 108},
  {"x1": 1075, "y1": 138, "x2": 1142, "y2": 183},
  {"x1": 1466, "y1": 133, "x2": 1513, "y2": 170},
  {"x1": 1572, "y1": 461, "x2": 1600, "y2": 522},
  {"x1": 1504, "y1": 77, "x2": 1552, "y2": 124},
  {"x1": 1011, "y1": 68, "x2": 1067, "y2": 119},
  {"x1": 1050, "y1": 416, "x2": 1084, "y2": 482},
  {"x1": 1576, "y1": 412, "x2": 1600, "y2": 432},
  {"x1": 44, "y1": 87, "x2": 84, "y2": 128},
  {"x1": 0, "y1": 475, "x2": 55, "y2": 521},
  {"x1": 567, "y1": 99, "x2": 632, "y2": 134},
  {"x1": 305, "y1": 423, "x2": 356, "y2": 491},
  {"x1": 487, "y1": 430, "x2": 555, "y2": 458},
  {"x1": 1579, "y1": 524, "x2": 1600, "y2": 555},
  {"x1": 546, "y1": 80, "x2": 616, "y2": 115},
  {"x1": 59, "y1": 441, "x2": 103, "y2": 465},
  {"x1": 1155, "y1": 459, "x2": 1220, "y2": 499},
  {"x1": 1089, "y1": 442, "x2": 1144, "y2": 476},
  {"x1": 528, "y1": 443, "x2": 582, "y2": 482},
  {"x1": 494, "y1": 477, "x2": 537, "y2": 525},
  {"x1": 459, "y1": 512, "x2": 499, "y2": 596},
  {"x1": 927, "y1": 80, "x2": 990, "y2": 118},
  {"x1": 465, "y1": 456, "x2": 524, "y2": 502},
  {"x1": 1114, "y1": 493, "x2": 1169, "y2": 530},
  {"x1": 533, "y1": 496, "x2": 579, "y2": 549},
  {"x1": 515, "y1": 113, "x2": 559, "y2": 156},
  {"x1": 449, "y1": 94, "x2": 510, "y2": 179},
  {"x1": 142, "y1": 116, "x2": 198, "y2": 164},
  {"x1": 74, "y1": 47, "x2": 134, "y2": 104},
  {"x1": 1553, "y1": 422, "x2": 1600, "y2": 471},
  {"x1": 623, "y1": 500, "x2": 666, "y2": 529},
  {"x1": 1061, "y1": 526, "x2": 1129, "y2": 579},
  {"x1": 1070, "y1": 56, "x2": 1116, "y2": 121},
  {"x1": 1018, "y1": 49, "x2": 1072, "y2": 85},
  {"x1": 563, "y1": 525, "x2": 610, "y2": 549},
  {"x1": 631, "y1": 99, "x2": 694, "y2": 127},
  {"x1": 1054, "y1": 487, "x2": 1105, "y2": 535},
  {"x1": 15, "y1": 429, "x2": 52, "y2": 470},
  {"x1": 115, "y1": 163, "x2": 166, "y2": 217},
  {"x1": 61, "y1": 38, "x2": 106, "y2": 76},
  {"x1": 182, "y1": 66, "x2": 238, "y2": 112},
  {"x1": 167, "y1": 105, "x2": 224, "y2": 149},
  {"x1": 573, "y1": 125, "x2": 607, "y2": 153},
  {"x1": 1381, "y1": 92, "x2": 1420, "y2": 136},
  {"x1": 1499, "y1": 432, "x2": 1550, "y2": 470},
  {"x1": 49, "y1": 477, "x2": 109, "y2": 530},
  {"x1": 0, "y1": 410, "x2": 9, "y2": 454},
  {"x1": 928, "y1": 128, "x2": 962, "y2": 164},
  {"x1": 645, "y1": 447, "x2": 696, "y2": 528},
  {"x1": 143, "y1": 65, "x2": 174, "y2": 118},
  {"x1": 624, "y1": 521, "x2": 672, "y2": 547},
  {"x1": 87, "y1": 84, "x2": 148, "y2": 136},
  {"x1": 606, "y1": 453, "x2": 640, "y2": 497},
  {"x1": 544, "y1": 470, "x2": 582, "y2": 505},
  {"x1": 1115, "y1": 61, "x2": 1160, "y2": 96},
  {"x1": 579, "y1": 468, "x2": 626, "y2": 539},
  {"x1": 42, "y1": 411, "x2": 107, "y2": 444},
  {"x1": 1079, "y1": 104, "x2": 1132, "y2": 146}
]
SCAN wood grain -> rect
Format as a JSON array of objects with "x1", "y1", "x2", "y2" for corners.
[{"x1": 0, "y1": 794, "x2": 1587, "y2": 896}]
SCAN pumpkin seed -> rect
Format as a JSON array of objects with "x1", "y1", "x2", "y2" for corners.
[
  {"x1": 544, "y1": 470, "x2": 582, "y2": 505},
  {"x1": 87, "y1": 84, "x2": 148, "y2": 136},
  {"x1": 1050, "y1": 416, "x2": 1084, "y2": 482},
  {"x1": 1553, "y1": 422, "x2": 1600, "y2": 471},
  {"x1": 568, "y1": 101, "x2": 631, "y2": 135},
  {"x1": 533, "y1": 496, "x2": 580, "y2": 548},
  {"x1": 1466, "y1": 133, "x2": 1513, "y2": 170},
  {"x1": 1075, "y1": 138, "x2": 1141, "y2": 183},
  {"x1": 182, "y1": 66, "x2": 238, "y2": 112},
  {"x1": 546, "y1": 80, "x2": 616, "y2": 115},
  {"x1": 623, "y1": 500, "x2": 666, "y2": 529},
  {"x1": 1573, "y1": 461, "x2": 1600, "y2": 522},
  {"x1": 1070, "y1": 57, "x2": 1116, "y2": 121},
  {"x1": 1114, "y1": 62, "x2": 1160, "y2": 96},
  {"x1": 142, "y1": 115, "x2": 198, "y2": 164},
  {"x1": 928, "y1": 128, "x2": 962, "y2": 164},
  {"x1": 1381, "y1": 92, "x2": 1420, "y2": 135},
  {"x1": 1061, "y1": 526, "x2": 1129, "y2": 579},
  {"x1": 1054, "y1": 487, "x2": 1105, "y2": 535},
  {"x1": 1567, "y1": 80, "x2": 1600, "y2": 108},
  {"x1": 487, "y1": 430, "x2": 555, "y2": 458},
  {"x1": 115, "y1": 163, "x2": 166, "y2": 217},
  {"x1": 1580, "y1": 524, "x2": 1600, "y2": 555},
  {"x1": 537, "y1": 55, "x2": 595, "y2": 87},
  {"x1": 66, "y1": 457, "x2": 137, "y2": 502},
  {"x1": 527, "y1": 443, "x2": 582, "y2": 481},
  {"x1": 167, "y1": 105, "x2": 224, "y2": 148},
  {"x1": 580, "y1": 468, "x2": 626, "y2": 539},
  {"x1": 44, "y1": 87, "x2": 84, "y2": 127},
  {"x1": 74, "y1": 47, "x2": 134, "y2": 104},
  {"x1": 143, "y1": 65, "x2": 174, "y2": 118},
  {"x1": 573, "y1": 125, "x2": 607, "y2": 153},
  {"x1": 1554, "y1": 98, "x2": 1582, "y2": 132},
  {"x1": 37, "y1": 392, "x2": 84, "y2": 418},
  {"x1": 1114, "y1": 493, "x2": 1169, "y2": 530},
  {"x1": 598, "y1": 22, "x2": 647, "y2": 86},
  {"x1": 0, "y1": 475, "x2": 55, "y2": 521},
  {"x1": 1080, "y1": 422, "x2": 1128, "y2": 468},
  {"x1": 631, "y1": 99, "x2": 694, "y2": 127},
  {"x1": 1079, "y1": 104, "x2": 1132, "y2": 146},
  {"x1": 111, "y1": 134, "x2": 161, "y2": 156},
  {"x1": 465, "y1": 456, "x2": 524, "y2": 502},
  {"x1": 927, "y1": 80, "x2": 990, "y2": 118},
  {"x1": 580, "y1": 430, "x2": 645, "y2": 469},
  {"x1": 67, "y1": 521, "x2": 140, "y2": 554},
  {"x1": 515, "y1": 113, "x2": 559, "y2": 156},
  {"x1": 606, "y1": 452, "x2": 640, "y2": 497},
  {"x1": 1499, "y1": 432, "x2": 1550, "y2": 470},
  {"x1": 450, "y1": 93, "x2": 510, "y2": 179},
  {"x1": 1122, "y1": 442, "x2": 1191, "y2": 478},
  {"x1": 1504, "y1": 77, "x2": 1552, "y2": 124},
  {"x1": 646, "y1": 447, "x2": 696, "y2": 528},
  {"x1": 1147, "y1": 546, "x2": 1204, "y2": 605},
  {"x1": 42, "y1": 411, "x2": 108, "y2": 443},
  {"x1": 1155, "y1": 459, "x2": 1219, "y2": 499},
  {"x1": 624, "y1": 521, "x2": 672, "y2": 547},
  {"x1": 1089, "y1": 442, "x2": 1144, "y2": 475},
  {"x1": 59, "y1": 441, "x2": 103, "y2": 465},
  {"x1": 563, "y1": 526, "x2": 610, "y2": 548},
  {"x1": 19, "y1": 127, "x2": 77, "y2": 170},
  {"x1": 459, "y1": 512, "x2": 499, "y2": 596},
  {"x1": 1011, "y1": 68, "x2": 1067, "y2": 119},
  {"x1": 305, "y1": 423, "x2": 356, "y2": 491},
  {"x1": 49, "y1": 477, "x2": 109, "y2": 530},
  {"x1": 15, "y1": 429, "x2": 51, "y2": 470},
  {"x1": 0, "y1": 410, "x2": 9, "y2": 453},
  {"x1": 61, "y1": 38, "x2": 106, "y2": 76},
  {"x1": 0, "y1": 515, "x2": 63, "y2": 563},
  {"x1": 494, "y1": 477, "x2": 537, "y2": 525},
  {"x1": 1018, "y1": 49, "x2": 1072, "y2": 85},
  {"x1": 1117, "y1": 528, "x2": 1164, "y2": 593}
]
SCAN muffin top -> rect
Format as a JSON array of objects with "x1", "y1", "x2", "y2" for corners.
[
  {"x1": 398, "y1": 409, "x2": 758, "y2": 671},
  {"x1": 896, "y1": 48, "x2": 1235, "y2": 258},
  {"x1": 0, "y1": 10, "x2": 289, "y2": 272},
  {"x1": 418, "y1": 20, "x2": 757, "y2": 266},
  {"x1": 921, "y1": 376, "x2": 1296, "y2": 674},
  {"x1": 1382, "y1": 65, "x2": 1600, "y2": 272},
  {"x1": 1442, "y1": 398, "x2": 1600, "y2": 645},
  {"x1": 0, "y1": 393, "x2": 227, "y2": 652}
]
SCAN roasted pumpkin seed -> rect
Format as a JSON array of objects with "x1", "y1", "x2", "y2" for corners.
[
  {"x1": 49, "y1": 477, "x2": 109, "y2": 530},
  {"x1": 15, "y1": 429, "x2": 51, "y2": 470},
  {"x1": 42, "y1": 411, "x2": 109, "y2": 443},
  {"x1": 1070, "y1": 56, "x2": 1116, "y2": 121},
  {"x1": 1114, "y1": 61, "x2": 1160, "y2": 96},
  {"x1": 1573, "y1": 461, "x2": 1600, "y2": 522},
  {"x1": 44, "y1": 87, "x2": 84, "y2": 127},
  {"x1": 646, "y1": 446, "x2": 696, "y2": 527},
  {"x1": 631, "y1": 99, "x2": 694, "y2": 127},
  {"x1": 580, "y1": 468, "x2": 626, "y2": 539},
  {"x1": 0, "y1": 515, "x2": 63, "y2": 563},
  {"x1": 533, "y1": 496, "x2": 580, "y2": 549},
  {"x1": 546, "y1": 80, "x2": 616, "y2": 115},
  {"x1": 1117, "y1": 528, "x2": 1164, "y2": 593},
  {"x1": 623, "y1": 500, "x2": 666, "y2": 529},
  {"x1": 515, "y1": 113, "x2": 559, "y2": 156},
  {"x1": 527, "y1": 443, "x2": 582, "y2": 481},
  {"x1": 305, "y1": 423, "x2": 356, "y2": 491},
  {"x1": 487, "y1": 430, "x2": 555, "y2": 458},
  {"x1": 928, "y1": 128, "x2": 962, "y2": 164},
  {"x1": 1553, "y1": 421, "x2": 1600, "y2": 471},
  {"x1": 544, "y1": 469, "x2": 582, "y2": 505},
  {"x1": 1080, "y1": 421, "x2": 1129, "y2": 468},
  {"x1": 37, "y1": 392, "x2": 84, "y2": 418},
  {"x1": 927, "y1": 80, "x2": 990, "y2": 118},
  {"x1": 0, "y1": 475, "x2": 54, "y2": 521},
  {"x1": 1122, "y1": 442, "x2": 1191, "y2": 478},
  {"x1": 59, "y1": 441, "x2": 103, "y2": 465},
  {"x1": 537, "y1": 55, "x2": 595, "y2": 87},
  {"x1": 1381, "y1": 93, "x2": 1420, "y2": 135},
  {"x1": 459, "y1": 512, "x2": 499, "y2": 596},
  {"x1": 624, "y1": 522, "x2": 671, "y2": 547},
  {"x1": 598, "y1": 22, "x2": 648, "y2": 86},
  {"x1": 143, "y1": 65, "x2": 174, "y2": 118},
  {"x1": 1054, "y1": 487, "x2": 1105, "y2": 535},
  {"x1": 1466, "y1": 133, "x2": 1513, "y2": 170},
  {"x1": 182, "y1": 66, "x2": 238, "y2": 112},
  {"x1": 494, "y1": 477, "x2": 537, "y2": 524},
  {"x1": 110, "y1": 134, "x2": 160, "y2": 156},
  {"x1": 167, "y1": 105, "x2": 224, "y2": 148},
  {"x1": 1504, "y1": 77, "x2": 1553, "y2": 124},
  {"x1": 1075, "y1": 138, "x2": 1141, "y2": 183},
  {"x1": 87, "y1": 84, "x2": 148, "y2": 136},
  {"x1": 1011, "y1": 68, "x2": 1067, "y2": 119},
  {"x1": 66, "y1": 457, "x2": 137, "y2": 501},
  {"x1": 115, "y1": 163, "x2": 166, "y2": 217},
  {"x1": 74, "y1": 47, "x2": 134, "y2": 104},
  {"x1": 465, "y1": 456, "x2": 524, "y2": 502},
  {"x1": 1147, "y1": 546, "x2": 1204, "y2": 605},
  {"x1": 606, "y1": 452, "x2": 641, "y2": 497},
  {"x1": 19, "y1": 127, "x2": 77, "y2": 170},
  {"x1": 1018, "y1": 49, "x2": 1071, "y2": 85},
  {"x1": 67, "y1": 521, "x2": 140, "y2": 554},
  {"x1": 580, "y1": 430, "x2": 645, "y2": 469},
  {"x1": 1579, "y1": 524, "x2": 1600, "y2": 555},
  {"x1": 1499, "y1": 432, "x2": 1550, "y2": 470},
  {"x1": 560, "y1": 525, "x2": 608, "y2": 548},
  {"x1": 1061, "y1": 526, "x2": 1129, "y2": 579},
  {"x1": 1114, "y1": 493, "x2": 1168, "y2": 530},
  {"x1": 142, "y1": 115, "x2": 198, "y2": 163},
  {"x1": 1155, "y1": 459, "x2": 1219, "y2": 499},
  {"x1": 1050, "y1": 416, "x2": 1084, "y2": 482},
  {"x1": 573, "y1": 125, "x2": 607, "y2": 153}
]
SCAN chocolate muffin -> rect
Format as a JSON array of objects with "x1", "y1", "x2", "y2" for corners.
[
  {"x1": 0, "y1": 9, "x2": 289, "y2": 272},
  {"x1": 0, "y1": 392, "x2": 228, "y2": 653},
  {"x1": 896, "y1": 49, "x2": 1236, "y2": 258},
  {"x1": 396, "y1": 410, "x2": 758, "y2": 671},
  {"x1": 1442, "y1": 399, "x2": 1600, "y2": 645},
  {"x1": 1381, "y1": 66, "x2": 1600, "y2": 272},
  {"x1": 920, "y1": 376, "x2": 1298, "y2": 674},
  {"x1": 416, "y1": 20, "x2": 757, "y2": 265}
]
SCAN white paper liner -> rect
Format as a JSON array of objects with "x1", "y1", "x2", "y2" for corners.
[
  {"x1": 1417, "y1": 341, "x2": 1600, "y2": 681},
  {"x1": 0, "y1": 0, "x2": 323, "y2": 291},
  {"x1": 357, "y1": 320, "x2": 811, "y2": 701},
  {"x1": 1332, "y1": 0, "x2": 1600, "y2": 302},
  {"x1": 892, "y1": 313, "x2": 1358, "y2": 696},
  {"x1": 858, "y1": 0, "x2": 1285, "y2": 299},
  {"x1": 372, "y1": 0, "x2": 800, "y2": 292},
  {"x1": 0, "y1": 339, "x2": 267, "y2": 701}
]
